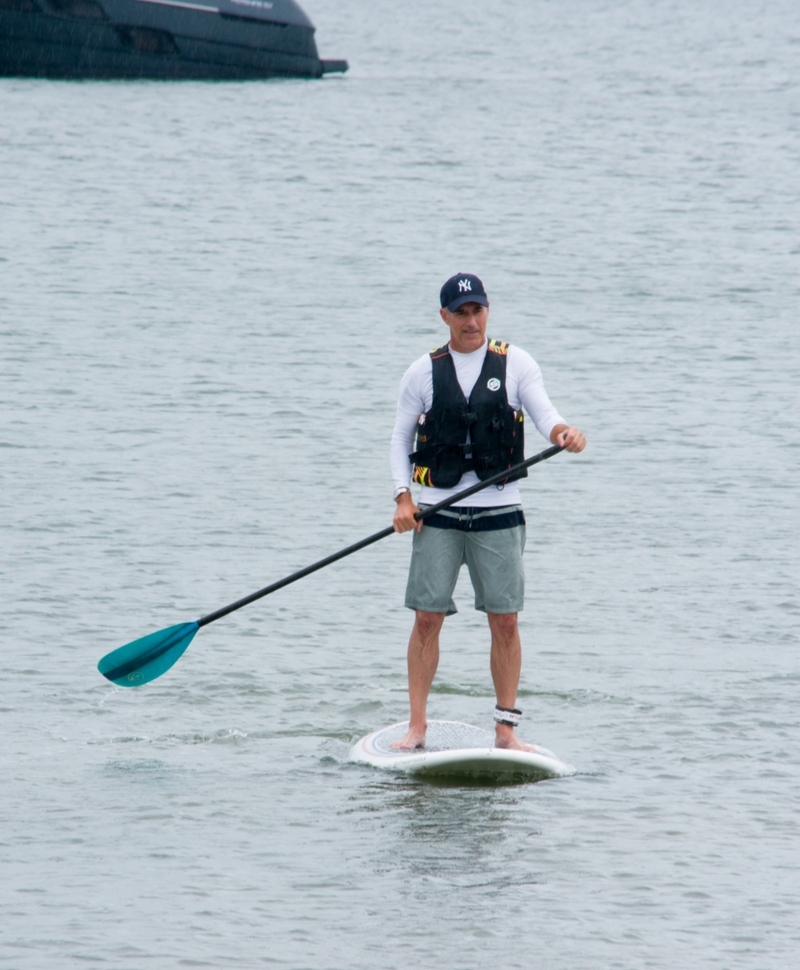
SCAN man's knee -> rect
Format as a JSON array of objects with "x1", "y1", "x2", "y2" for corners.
[
  {"x1": 488, "y1": 611, "x2": 518, "y2": 642},
  {"x1": 414, "y1": 610, "x2": 446, "y2": 639}
]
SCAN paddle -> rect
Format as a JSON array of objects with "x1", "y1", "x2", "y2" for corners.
[{"x1": 97, "y1": 443, "x2": 563, "y2": 687}]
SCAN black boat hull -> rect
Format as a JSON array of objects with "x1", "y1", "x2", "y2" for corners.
[{"x1": 0, "y1": 0, "x2": 347, "y2": 79}]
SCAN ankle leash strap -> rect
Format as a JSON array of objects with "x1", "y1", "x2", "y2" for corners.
[{"x1": 494, "y1": 706, "x2": 522, "y2": 727}]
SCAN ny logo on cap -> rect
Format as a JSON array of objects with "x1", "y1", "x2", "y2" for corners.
[{"x1": 458, "y1": 279, "x2": 472, "y2": 293}]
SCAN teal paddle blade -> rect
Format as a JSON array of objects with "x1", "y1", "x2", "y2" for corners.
[{"x1": 97, "y1": 621, "x2": 199, "y2": 687}]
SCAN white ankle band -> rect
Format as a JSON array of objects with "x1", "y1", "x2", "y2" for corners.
[{"x1": 494, "y1": 706, "x2": 522, "y2": 727}]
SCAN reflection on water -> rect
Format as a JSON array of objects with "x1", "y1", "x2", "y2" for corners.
[{"x1": 348, "y1": 780, "x2": 539, "y2": 889}]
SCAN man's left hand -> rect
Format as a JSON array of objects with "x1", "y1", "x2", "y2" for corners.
[{"x1": 553, "y1": 425, "x2": 586, "y2": 453}]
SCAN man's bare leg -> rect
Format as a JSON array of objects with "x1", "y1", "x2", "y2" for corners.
[
  {"x1": 391, "y1": 610, "x2": 446, "y2": 749},
  {"x1": 488, "y1": 611, "x2": 536, "y2": 752}
]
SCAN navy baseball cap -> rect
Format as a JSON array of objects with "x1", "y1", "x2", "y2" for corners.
[{"x1": 440, "y1": 273, "x2": 489, "y2": 312}]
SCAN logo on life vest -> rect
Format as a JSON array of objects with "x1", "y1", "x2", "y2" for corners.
[
  {"x1": 487, "y1": 377, "x2": 501, "y2": 391},
  {"x1": 458, "y1": 279, "x2": 472, "y2": 292}
]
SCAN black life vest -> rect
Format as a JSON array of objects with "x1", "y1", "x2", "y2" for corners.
[{"x1": 409, "y1": 339, "x2": 526, "y2": 489}]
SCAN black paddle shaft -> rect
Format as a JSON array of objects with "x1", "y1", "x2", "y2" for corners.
[{"x1": 197, "y1": 444, "x2": 563, "y2": 628}]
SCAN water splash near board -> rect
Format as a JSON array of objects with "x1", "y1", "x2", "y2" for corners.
[{"x1": 350, "y1": 720, "x2": 574, "y2": 783}]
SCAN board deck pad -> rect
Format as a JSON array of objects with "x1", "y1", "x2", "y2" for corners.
[{"x1": 350, "y1": 720, "x2": 574, "y2": 782}]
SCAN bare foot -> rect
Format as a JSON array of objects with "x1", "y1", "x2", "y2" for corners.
[
  {"x1": 390, "y1": 726, "x2": 427, "y2": 750},
  {"x1": 495, "y1": 727, "x2": 538, "y2": 752}
]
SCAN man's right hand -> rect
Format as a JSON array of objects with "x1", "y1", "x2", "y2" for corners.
[{"x1": 393, "y1": 491, "x2": 422, "y2": 533}]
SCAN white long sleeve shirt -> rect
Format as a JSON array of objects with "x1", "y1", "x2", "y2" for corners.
[{"x1": 390, "y1": 340, "x2": 565, "y2": 509}]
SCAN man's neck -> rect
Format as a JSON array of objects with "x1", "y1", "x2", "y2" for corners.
[{"x1": 449, "y1": 338, "x2": 487, "y2": 356}]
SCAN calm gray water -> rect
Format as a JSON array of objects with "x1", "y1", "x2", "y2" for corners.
[{"x1": 2, "y1": 1, "x2": 799, "y2": 967}]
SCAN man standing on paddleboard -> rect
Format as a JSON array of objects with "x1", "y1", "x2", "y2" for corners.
[{"x1": 390, "y1": 273, "x2": 586, "y2": 750}]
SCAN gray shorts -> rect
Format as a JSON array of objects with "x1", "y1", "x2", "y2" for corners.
[{"x1": 404, "y1": 505, "x2": 526, "y2": 615}]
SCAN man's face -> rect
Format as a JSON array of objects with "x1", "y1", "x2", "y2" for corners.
[{"x1": 440, "y1": 302, "x2": 489, "y2": 354}]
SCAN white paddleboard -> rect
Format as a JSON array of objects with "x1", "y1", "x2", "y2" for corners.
[{"x1": 350, "y1": 720, "x2": 574, "y2": 782}]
